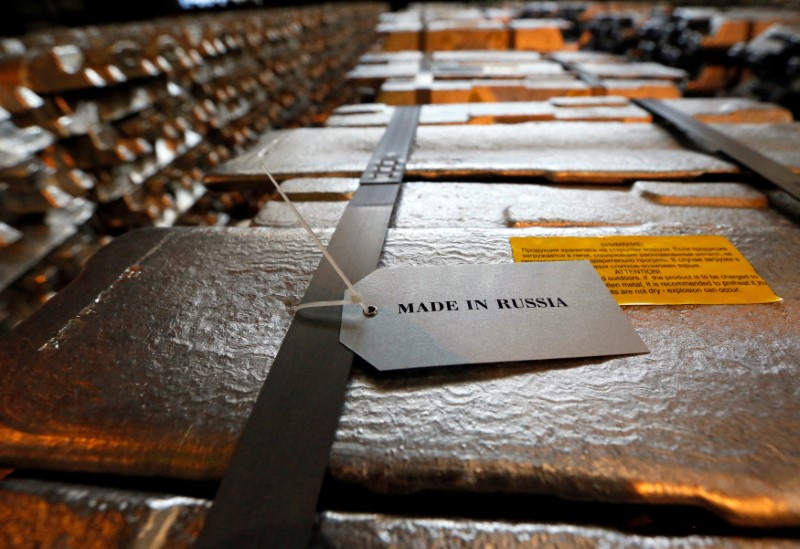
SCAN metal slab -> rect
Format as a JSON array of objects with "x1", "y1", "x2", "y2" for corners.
[
  {"x1": 0, "y1": 198, "x2": 94, "y2": 292},
  {"x1": 253, "y1": 181, "x2": 785, "y2": 230},
  {"x1": 326, "y1": 98, "x2": 791, "y2": 127},
  {"x1": 4, "y1": 482, "x2": 795, "y2": 547},
  {"x1": 664, "y1": 99, "x2": 794, "y2": 125},
  {"x1": 253, "y1": 201, "x2": 348, "y2": 227},
  {"x1": 337, "y1": 225, "x2": 800, "y2": 528},
  {"x1": 575, "y1": 62, "x2": 688, "y2": 81},
  {"x1": 0, "y1": 223, "x2": 798, "y2": 527},
  {"x1": 376, "y1": 77, "x2": 592, "y2": 105},
  {"x1": 0, "y1": 478, "x2": 208, "y2": 547},
  {"x1": 399, "y1": 181, "x2": 782, "y2": 229},
  {"x1": 638, "y1": 99, "x2": 800, "y2": 203},
  {"x1": 205, "y1": 122, "x2": 800, "y2": 187},
  {"x1": 328, "y1": 101, "x2": 647, "y2": 126},
  {"x1": 316, "y1": 512, "x2": 799, "y2": 548}
]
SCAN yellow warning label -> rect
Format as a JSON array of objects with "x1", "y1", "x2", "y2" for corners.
[{"x1": 509, "y1": 235, "x2": 780, "y2": 305}]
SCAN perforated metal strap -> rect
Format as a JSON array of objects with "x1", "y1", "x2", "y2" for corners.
[
  {"x1": 360, "y1": 105, "x2": 421, "y2": 184},
  {"x1": 195, "y1": 106, "x2": 420, "y2": 549},
  {"x1": 636, "y1": 98, "x2": 800, "y2": 202}
]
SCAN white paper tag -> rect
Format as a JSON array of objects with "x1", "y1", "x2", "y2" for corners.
[{"x1": 339, "y1": 262, "x2": 648, "y2": 371}]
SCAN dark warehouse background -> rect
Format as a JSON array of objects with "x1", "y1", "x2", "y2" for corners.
[{"x1": 1, "y1": 0, "x2": 413, "y2": 36}]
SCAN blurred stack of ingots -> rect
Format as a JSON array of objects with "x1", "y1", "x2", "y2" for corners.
[{"x1": 0, "y1": 3, "x2": 383, "y2": 333}]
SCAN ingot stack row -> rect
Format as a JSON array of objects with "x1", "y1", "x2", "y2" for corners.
[{"x1": 0, "y1": 3, "x2": 384, "y2": 332}]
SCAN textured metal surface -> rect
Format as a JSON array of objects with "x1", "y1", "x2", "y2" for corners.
[
  {"x1": 374, "y1": 77, "x2": 682, "y2": 105},
  {"x1": 207, "y1": 122, "x2": 800, "y2": 187},
  {"x1": 254, "y1": 201, "x2": 348, "y2": 228},
  {"x1": 0, "y1": 198, "x2": 94, "y2": 292},
  {"x1": 601, "y1": 79, "x2": 682, "y2": 99},
  {"x1": 316, "y1": 512, "x2": 799, "y2": 548},
  {"x1": 0, "y1": 120, "x2": 54, "y2": 170},
  {"x1": 327, "y1": 101, "x2": 648, "y2": 127},
  {"x1": 255, "y1": 181, "x2": 786, "y2": 230},
  {"x1": 664, "y1": 99, "x2": 794, "y2": 125},
  {"x1": 575, "y1": 62, "x2": 688, "y2": 81},
  {"x1": 399, "y1": 182, "x2": 785, "y2": 229},
  {"x1": 197, "y1": 108, "x2": 417, "y2": 549},
  {"x1": 277, "y1": 177, "x2": 359, "y2": 200},
  {"x1": 550, "y1": 51, "x2": 627, "y2": 65},
  {"x1": 0, "y1": 222, "x2": 23, "y2": 247},
  {"x1": 376, "y1": 77, "x2": 594, "y2": 105},
  {"x1": 327, "y1": 98, "x2": 792, "y2": 127},
  {"x1": 6, "y1": 486, "x2": 795, "y2": 549},
  {"x1": 0, "y1": 223, "x2": 798, "y2": 527},
  {"x1": 0, "y1": 228, "x2": 275, "y2": 477},
  {"x1": 638, "y1": 99, "x2": 800, "y2": 202},
  {"x1": 334, "y1": 225, "x2": 800, "y2": 528},
  {"x1": 348, "y1": 58, "x2": 567, "y2": 84},
  {"x1": 0, "y1": 478, "x2": 208, "y2": 548}
]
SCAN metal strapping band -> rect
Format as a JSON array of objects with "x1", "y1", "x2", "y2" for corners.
[
  {"x1": 195, "y1": 106, "x2": 421, "y2": 549},
  {"x1": 360, "y1": 106, "x2": 422, "y2": 184},
  {"x1": 548, "y1": 57, "x2": 604, "y2": 91},
  {"x1": 635, "y1": 98, "x2": 800, "y2": 202}
]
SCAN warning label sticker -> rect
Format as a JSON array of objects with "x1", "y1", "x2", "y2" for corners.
[{"x1": 509, "y1": 235, "x2": 781, "y2": 305}]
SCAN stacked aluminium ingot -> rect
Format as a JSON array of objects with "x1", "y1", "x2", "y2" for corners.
[
  {"x1": 0, "y1": 3, "x2": 384, "y2": 332},
  {"x1": 353, "y1": 3, "x2": 689, "y2": 104},
  {"x1": 1, "y1": 2, "x2": 800, "y2": 548}
]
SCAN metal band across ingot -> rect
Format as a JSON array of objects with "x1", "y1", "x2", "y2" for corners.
[
  {"x1": 195, "y1": 106, "x2": 420, "y2": 549},
  {"x1": 360, "y1": 103, "x2": 421, "y2": 184},
  {"x1": 548, "y1": 56, "x2": 603, "y2": 91},
  {"x1": 636, "y1": 98, "x2": 800, "y2": 202}
]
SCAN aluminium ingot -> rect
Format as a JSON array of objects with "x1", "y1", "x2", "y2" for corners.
[
  {"x1": 375, "y1": 77, "x2": 680, "y2": 105},
  {"x1": 315, "y1": 512, "x2": 800, "y2": 548},
  {"x1": 0, "y1": 44, "x2": 108, "y2": 94},
  {"x1": 2, "y1": 480, "x2": 795, "y2": 548},
  {"x1": 424, "y1": 20, "x2": 511, "y2": 52},
  {"x1": 0, "y1": 222, "x2": 797, "y2": 528},
  {"x1": 510, "y1": 19, "x2": 570, "y2": 52},
  {"x1": 251, "y1": 180, "x2": 786, "y2": 231},
  {"x1": 0, "y1": 222, "x2": 22, "y2": 247},
  {"x1": 326, "y1": 98, "x2": 792, "y2": 127},
  {"x1": 0, "y1": 197, "x2": 93, "y2": 293},
  {"x1": 0, "y1": 186, "x2": 73, "y2": 215},
  {"x1": 0, "y1": 120, "x2": 54, "y2": 171},
  {"x1": 574, "y1": 61, "x2": 688, "y2": 82},
  {"x1": 0, "y1": 478, "x2": 207, "y2": 548},
  {"x1": 549, "y1": 50, "x2": 628, "y2": 65},
  {"x1": 349, "y1": 59, "x2": 569, "y2": 88},
  {"x1": 0, "y1": 85, "x2": 43, "y2": 115},
  {"x1": 205, "y1": 122, "x2": 800, "y2": 187}
]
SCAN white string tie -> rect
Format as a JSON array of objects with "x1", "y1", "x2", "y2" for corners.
[{"x1": 261, "y1": 163, "x2": 373, "y2": 316}]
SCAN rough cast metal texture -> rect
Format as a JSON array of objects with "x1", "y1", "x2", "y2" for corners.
[
  {"x1": 0, "y1": 478, "x2": 208, "y2": 548},
  {"x1": 374, "y1": 78, "x2": 682, "y2": 105},
  {"x1": 336, "y1": 225, "x2": 800, "y2": 528},
  {"x1": 3, "y1": 483, "x2": 796, "y2": 548},
  {"x1": 575, "y1": 62, "x2": 688, "y2": 81},
  {"x1": 0, "y1": 219, "x2": 798, "y2": 527},
  {"x1": 205, "y1": 122, "x2": 800, "y2": 186},
  {"x1": 253, "y1": 180, "x2": 788, "y2": 230},
  {"x1": 315, "y1": 512, "x2": 800, "y2": 548},
  {"x1": 253, "y1": 201, "x2": 348, "y2": 228},
  {"x1": 326, "y1": 99, "x2": 792, "y2": 127},
  {"x1": 347, "y1": 59, "x2": 568, "y2": 83}
]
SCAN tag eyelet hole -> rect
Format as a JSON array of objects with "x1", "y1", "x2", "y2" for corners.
[{"x1": 364, "y1": 305, "x2": 378, "y2": 317}]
